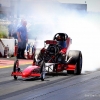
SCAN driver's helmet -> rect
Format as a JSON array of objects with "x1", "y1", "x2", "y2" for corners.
[{"x1": 56, "y1": 35, "x2": 62, "y2": 41}]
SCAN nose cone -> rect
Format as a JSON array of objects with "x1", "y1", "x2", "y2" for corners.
[
  {"x1": 22, "y1": 65, "x2": 39, "y2": 78},
  {"x1": 22, "y1": 72, "x2": 29, "y2": 78}
]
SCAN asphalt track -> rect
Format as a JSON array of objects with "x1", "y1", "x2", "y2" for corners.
[{"x1": 0, "y1": 58, "x2": 100, "y2": 100}]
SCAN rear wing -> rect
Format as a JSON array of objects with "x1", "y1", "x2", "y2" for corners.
[{"x1": 44, "y1": 40, "x2": 57, "y2": 45}]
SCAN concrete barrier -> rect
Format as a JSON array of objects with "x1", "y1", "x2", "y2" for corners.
[{"x1": 0, "y1": 38, "x2": 41, "y2": 57}]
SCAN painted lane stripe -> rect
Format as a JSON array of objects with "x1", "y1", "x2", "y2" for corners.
[{"x1": 0, "y1": 65, "x2": 13, "y2": 68}]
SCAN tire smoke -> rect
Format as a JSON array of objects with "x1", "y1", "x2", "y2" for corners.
[{"x1": 26, "y1": 2, "x2": 100, "y2": 73}]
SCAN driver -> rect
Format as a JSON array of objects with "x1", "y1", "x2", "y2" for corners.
[{"x1": 56, "y1": 35, "x2": 67, "y2": 49}]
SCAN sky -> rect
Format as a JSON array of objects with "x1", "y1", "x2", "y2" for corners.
[{"x1": 58, "y1": 0, "x2": 100, "y2": 12}]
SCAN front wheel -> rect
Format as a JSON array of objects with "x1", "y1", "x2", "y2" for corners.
[
  {"x1": 13, "y1": 59, "x2": 19, "y2": 80},
  {"x1": 40, "y1": 61, "x2": 46, "y2": 81}
]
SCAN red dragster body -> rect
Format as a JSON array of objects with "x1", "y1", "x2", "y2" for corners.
[{"x1": 11, "y1": 33, "x2": 82, "y2": 81}]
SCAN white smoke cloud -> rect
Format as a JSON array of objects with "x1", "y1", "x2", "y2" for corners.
[
  {"x1": 34, "y1": 12, "x2": 100, "y2": 73},
  {"x1": 53, "y1": 12, "x2": 100, "y2": 73}
]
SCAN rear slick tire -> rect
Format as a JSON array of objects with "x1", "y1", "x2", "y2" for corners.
[
  {"x1": 75, "y1": 52, "x2": 82, "y2": 75},
  {"x1": 67, "y1": 50, "x2": 82, "y2": 75}
]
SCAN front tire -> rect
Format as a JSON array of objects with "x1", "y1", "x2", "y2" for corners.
[
  {"x1": 40, "y1": 61, "x2": 46, "y2": 81},
  {"x1": 13, "y1": 59, "x2": 19, "y2": 80}
]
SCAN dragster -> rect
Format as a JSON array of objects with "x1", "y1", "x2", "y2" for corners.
[{"x1": 11, "y1": 33, "x2": 82, "y2": 81}]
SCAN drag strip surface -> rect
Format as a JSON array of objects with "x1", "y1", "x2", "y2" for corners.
[
  {"x1": 0, "y1": 65, "x2": 71, "y2": 99},
  {"x1": 0, "y1": 65, "x2": 100, "y2": 100}
]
